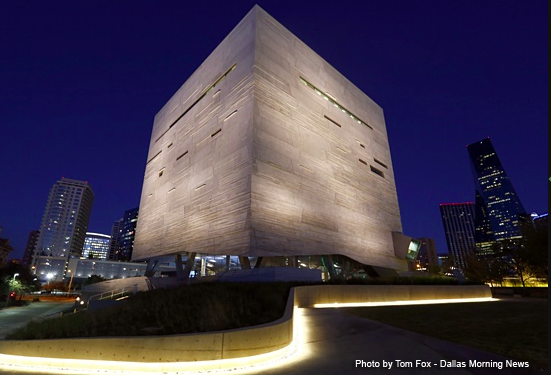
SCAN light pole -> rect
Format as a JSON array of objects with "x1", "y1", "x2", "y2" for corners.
[
  {"x1": 4, "y1": 274, "x2": 19, "y2": 308},
  {"x1": 67, "y1": 270, "x2": 74, "y2": 295}
]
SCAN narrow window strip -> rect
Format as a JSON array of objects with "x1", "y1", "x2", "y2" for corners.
[
  {"x1": 324, "y1": 115, "x2": 342, "y2": 128},
  {"x1": 374, "y1": 158, "x2": 388, "y2": 169},
  {"x1": 300, "y1": 77, "x2": 373, "y2": 130},
  {"x1": 176, "y1": 151, "x2": 188, "y2": 161},
  {"x1": 155, "y1": 63, "x2": 236, "y2": 143},
  {"x1": 224, "y1": 110, "x2": 238, "y2": 121},
  {"x1": 146, "y1": 150, "x2": 162, "y2": 164}
]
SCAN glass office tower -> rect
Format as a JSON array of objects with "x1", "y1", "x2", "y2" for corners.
[
  {"x1": 467, "y1": 138, "x2": 526, "y2": 254},
  {"x1": 116, "y1": 207, "x2": 138, "y2": 261},
  {"x1": 439, "y1": 202, "x2": 476, "y2": 270}
]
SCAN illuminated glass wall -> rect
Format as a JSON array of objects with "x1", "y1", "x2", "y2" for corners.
[{"x1": 82, "y1": 232, "x2": 111, "y2": 260}]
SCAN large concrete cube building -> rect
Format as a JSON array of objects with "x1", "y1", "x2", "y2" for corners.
[{"x1": 133, "y1": 6, "x2": 414, "y2": 277}]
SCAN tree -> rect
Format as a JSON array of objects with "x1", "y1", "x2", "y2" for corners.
[
  {"x1": 517, "y1": 217, "x2": 548, "y2": 283},
  {"x1": 85, "y1": 275, "x2": 106, "y2": 285},
  {"x1": 0, "y1": 262, "x2": 40, "y2": 298}
]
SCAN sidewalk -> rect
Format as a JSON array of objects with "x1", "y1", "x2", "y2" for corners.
[
  {"x1": 248, "y1": 308, "x2": 543, "y2": 375},
  {"x1": 0, "y1": 300, "x2": 74, "y2": 339}
]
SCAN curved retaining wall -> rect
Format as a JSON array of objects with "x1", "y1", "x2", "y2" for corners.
[
  {"x1": 0, "y1": 285, "x2": 491, "y2": 362},
  {"x1": 293, "y1": 284, "x2": 492, "y2": 307}
]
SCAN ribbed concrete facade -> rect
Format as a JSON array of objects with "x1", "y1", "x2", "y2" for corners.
[{"x1": 133, "y1": 6, "x2": 406, "y2": 271}]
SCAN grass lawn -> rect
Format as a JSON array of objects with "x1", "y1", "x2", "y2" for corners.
[{"x1": 344, "y1": 299, "x2": 547, "y2": 370}]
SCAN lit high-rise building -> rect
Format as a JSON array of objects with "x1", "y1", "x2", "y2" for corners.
[
  {"x1": 22, "y1": 230, "x2": 40, "y2": 266},
  {"x1": 467, "y1": 138, "x2": 526, "y2": 255},
  {"x1": 82, "y1": 232, "x2": 111, "y2": 260},
  {"x1": 108, "y1": 218, "x2": 122, "y2": 260},
  {"x1": 133, "y1": 5, "x2": 418, "y2": 280},
  {"x1": 416, "y1": 237, "x2": 438, "y2": 272},
  {"x1": 32, "y1": 178, "x2": 94, "y2": 282},
  {"x1": 115, "y1": 207, "x2": 138, "y2": 261},
  {"x1": 439, "y1": 202, "x2": 476, "y2": 270}
]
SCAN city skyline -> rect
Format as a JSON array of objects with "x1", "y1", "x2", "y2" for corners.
[{"x1": 1, "y1": 1, "x2": 547, "y2": 261}]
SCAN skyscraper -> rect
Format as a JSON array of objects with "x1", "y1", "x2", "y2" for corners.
[
  {"x1": 133, "y1": 5, "x2": 416, "y2": 279},
  {"x1": 22, "y1": 230, "x2": 40, "y2": 266},
  {"x1": 32, "y1": 178, "x2": 94, "y2": 282},
  {"x1": 467, "y1": 138, "x2": 526, "y2": 255},
  {"x1": 416, "y1": 237, "x2": 438, "y2": 272},
  {"x1": 108, "y1": 218, "x2": 122, "y2": 260},
  {"x1": 116, "y1": 207, "x2": 138, "y2": 261},
  {"x1": 439, "y1": 202, "x2": 476, "y2": 270}
]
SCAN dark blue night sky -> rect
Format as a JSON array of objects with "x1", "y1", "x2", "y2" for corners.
[{"x1": 1, "y1": 0, "x2": 547, "y2": 260}]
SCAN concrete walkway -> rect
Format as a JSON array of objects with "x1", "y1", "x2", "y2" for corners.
[
  {"x1": 0, "y1": 300, "x2": 74, "y2": 339},
  {"x1": 237, "y1": 308, "x2": 543, "y2": 375}
]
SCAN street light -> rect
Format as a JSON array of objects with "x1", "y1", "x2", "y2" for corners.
[
  {"x1": 4, "y1": 274, "x2": 20, "y2": 308},
  {"x1": 46, "y1": 273, "x2": 54, "y2": 288}
]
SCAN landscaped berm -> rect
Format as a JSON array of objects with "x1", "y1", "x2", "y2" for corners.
[{"x1": 7, "y1": 282, "x2": 293, "y2": 339}]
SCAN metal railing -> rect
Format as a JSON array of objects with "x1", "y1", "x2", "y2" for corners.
[{"x1": 88, "y1": 285, "x2": 138, "y2": 302}]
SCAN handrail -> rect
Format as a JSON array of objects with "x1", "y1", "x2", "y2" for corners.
[{"x1": 88, "y1": 285, "x2": 137, "y2": 301}]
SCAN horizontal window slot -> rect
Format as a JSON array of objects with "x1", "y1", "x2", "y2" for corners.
[
  {"x1": 146, "y1": 150, "x2": 162, "y2": 164},
  {"x1": 167, "y1": 143, "x2": 173, "y2": 148},
  {"x1": 370, "y1": 165, "x2": 385, "y2": 178},
  {"x1": 155, "y1": 63, "x2": 236, "y2": 143},
  {"x1": 195, "y1": 184, "x2": 206, "y2": 191},
  {"x1": 158, "y1": 169, "x2": 164, "y2": 177},
  {"x1": 374, "y1": 158, "x2": 388, "y2": 169},
  {"x1": 324, "y1": 115, "x2": 341, "y2": 128},
  {"x1": 355, "y1": 139, "x2": 366, "y2": 148},
  {"x1": 176, "y1": 151, "x2": 188, "y2": 161},
  {"x1": 168, "y1": 187, "x2": 176, "y2": 193},
  {"x1": 300, "y1": 77, "x2": 373, "y2": 130},
  {"x1": 211, "y1": 128, "x2": 222, "y2": 137},
  {"x1": 359, "y1": 159, "x2": 368, "y2": 165},
  {"x1": 224, "y1": 110, "x2": 238, "y2": 121}
]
